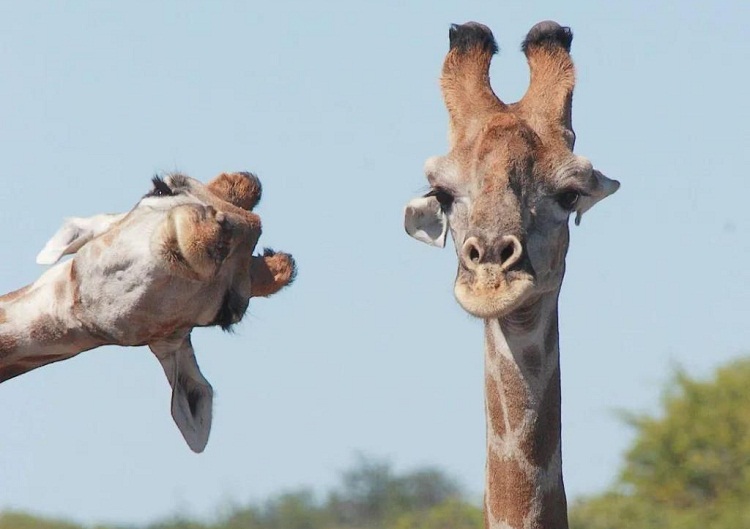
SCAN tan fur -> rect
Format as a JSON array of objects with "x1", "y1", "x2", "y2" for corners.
[
  {"x1": 0, "y1": 286, "x2": 30, "y2": 303},
  {"x1": 486, "y1": 314, "x2": 566, "y2": 529},
  {"x1": 487, "y1": 451, "x2": 533, "y2": 528},
  {"x1": 0, "y1": 333, "x2": 17, "y2": 359},
  {"x1": 0, "y1": 170, "x2": 295, "y2": 451},
  {"x1": 485, "y1": 372, "x2": 506, "y2": 437},
  {"x1": 407, "y1": 21, "x2": 619, "y2": 529},
  {"x1": 514, "y1": 45, "x2": 576, "y2": 149},
  {"x1": 168, "y1": 205, "x2": 231, "y2": 281},
  {"x1": 249, "y1": 252, "x2": 296, "y2": 298},
  {"x1": 442, "y1": 41, "x2": 505, "y2": 145},
  {"x1": 100, "y1": 230, "x2": 116, "y2": 247},
  {"x1": 497, "y1": 354, "x2": 529, "y2": 429},
  {"x1": 69, "y1": 261, "x2": 82, "y2": 312},
  {"x1": 29, "y1": 314, "x2": 66, "y2": 344},
  {"x1": 431, "y1": 21, "x2": 599, "y2": 320},
  {"x1": 207, "y1": 172, "x2": 262, "y2": 211}
]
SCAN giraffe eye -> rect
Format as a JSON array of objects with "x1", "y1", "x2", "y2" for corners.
[
  {"x1": 427, "y1": 187, "x2": 455, "y2": 211},
  {"x1": 147, "y1": 176, "x2": 175, "y2": 197},
  {"x1": 555, "y1": 190, "x2": 580, "y2": 211}
]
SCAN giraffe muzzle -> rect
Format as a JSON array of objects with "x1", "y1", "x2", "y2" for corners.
[
  {"x1": 454, "y1": 235, "x2": 535, "y2": 318},
  {"x1": 460, "y1": 235, "x2": 523, "y2": 272}
]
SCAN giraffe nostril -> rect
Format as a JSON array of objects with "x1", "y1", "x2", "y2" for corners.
[
  {"x1": 498, "y1": 235, "x2": 523, "y2": 271},
  {"x1": 500, "y1": 244, "x2": 514, "y2": 264},
  {"x1": 461, "y1": 237, "x2": 484, "y2": 270}
]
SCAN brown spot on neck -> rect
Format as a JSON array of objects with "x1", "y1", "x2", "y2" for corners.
[
  {"x1": 485, "y1": 317, "x2": 568, "y2": 528},
  {"x1": 485, "y1": 322, "x2": 498, "y2": 358},
  {"x1": 485, "y1": 372, "x2": 506, "y2": 438},
  {"x1": 485, "y1": 323, "x2": 530, "y2": 432},
  {"x1": 29, "y1": 314, "x2": 67, "y2": 344},
  {"x1": 0, "y1": 333, "x2": 18, "y2": 361},
  {"x1": 487, "y1": 451, "x2": 533, "y2": 528},
  {"x1": 0, "y1": 308, "x2": 6, "y2": 324},
  {"x1": 69, "y1": 260, "x2": 83, "y2": 312},
  {"x1": 497, "y1": 354, "x2": 528, "y2": 430}
]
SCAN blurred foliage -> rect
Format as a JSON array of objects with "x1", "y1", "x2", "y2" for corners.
[
  {"x1": 327, "y1": 455, "x2": 463, "y2": 527},
  {"x1": 570, "y1": 357, "x2": 750, "y2": 529},
  {"x1": 0, "y1": 512, "x2": 85, "y2": 529},
  {"x1": 392, "y1": 499, "x2": 483, "y2": 529},
  {"x1": 2, "y1": 456, "x2": 481, "y2": 529},
  {"x1": 9, "y1": 357, "x2": 750, "y2": 529}
]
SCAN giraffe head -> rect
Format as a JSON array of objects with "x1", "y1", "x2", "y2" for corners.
[
  {"x1": 405, "y1": 21, "x2": 619, "y2": 319},
  {"x1": 31, "y1": 171, "x2": 295, "y2": 451}
]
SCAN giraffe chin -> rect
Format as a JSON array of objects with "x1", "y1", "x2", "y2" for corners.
[{"x1": 453, "y1": 275, "x2": 535, "y2": 319}]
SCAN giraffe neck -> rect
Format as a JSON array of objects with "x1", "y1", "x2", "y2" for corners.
[
  {"x1": 483, "y1": 293, "x2": 568, "y2": 529},
  {"x1": 0, "y1": 261, "x2": 103, "y2": 383}
]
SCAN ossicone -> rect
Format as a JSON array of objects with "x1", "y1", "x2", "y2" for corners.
[
  {"x1": 448, "y1": 22, "x2": 498, "y2": 55},
  {"x1": 521, "y1": 20, "x2": 573, "y2": 53}
]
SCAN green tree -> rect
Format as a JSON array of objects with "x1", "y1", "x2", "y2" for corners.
[
  {"x1": 392, "y1": 499, "x2": 482, "y2": 529},
  {"x1": 571, "y1": 357, "x2": 750, "y2": 529},
  {"x1": 1, "y1": 457, "x2": 479, "y2": 529},
  {"x1": 397, "y1": 469, "x2": 462, "y2": 511},
  {"x1": 327, "y1": 456, "x2": 463, "y2": 527},
  {"x1": 260, "y1": 490, "x2": 329, "y2": 529},
  {"x1": 0, "y1": 511, "x2": 89, "y2": 529},
  {"x1": 145, "y1": 518, "x2": 208, "y2": 529}
]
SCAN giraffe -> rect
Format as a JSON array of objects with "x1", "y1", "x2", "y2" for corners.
[
  {"x1": 0, "y1": 171, "x2": 295, "y2": 453},
  {"x1": 404, "y1": 21, "x2": 619, "y2": 529}
]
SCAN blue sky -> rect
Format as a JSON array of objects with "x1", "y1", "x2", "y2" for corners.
[{"x1": 1, "y1": 0, "x2": 749, "y2": 525}]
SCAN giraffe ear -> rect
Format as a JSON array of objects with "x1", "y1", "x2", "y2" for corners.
[
  {"x1": 36, "y1": 213, "x2": 126, "y2": 264},
  {"x1": 150, "y1": 337, "x2": 213, "y2": 453},
  {"x1": 574, "y1": 170, "x2": 620, "y2": 226},
  {"x1": 404, "y1": 196, "x2": 448, "y2": 248}
]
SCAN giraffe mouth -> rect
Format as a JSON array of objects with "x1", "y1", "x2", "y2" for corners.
[{"x1": 453, "y1": 269, "x2": 535, "y2": 318}]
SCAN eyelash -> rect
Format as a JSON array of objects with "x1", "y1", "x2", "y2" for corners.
[
  {"x1": 425, "y1": 186, "x2": 584, "y2": 213},
  {"x1": 554, "y1": 187, "x2": 591, "y2": 212},
  {"x1": 147, "y1": 176, "x2": 175, "y2": 197},
  {"x1": 555, "y1": 191, "x2": 579, "y2": 211},
  {"x1": 426, "y1": 187, "x2": 455, "y2": 210}
]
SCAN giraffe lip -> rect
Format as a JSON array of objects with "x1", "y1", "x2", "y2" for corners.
[{"x1": 453, "y1": 271, "x2": 535, "y2": 318}]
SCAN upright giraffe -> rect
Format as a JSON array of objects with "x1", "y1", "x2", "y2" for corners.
[
  {"x1": 404, "y1": 21, "x2": 619, "y2": 529},
  {"x1": 0, "y1": 171, "x2": 295, "y2": 452}
]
